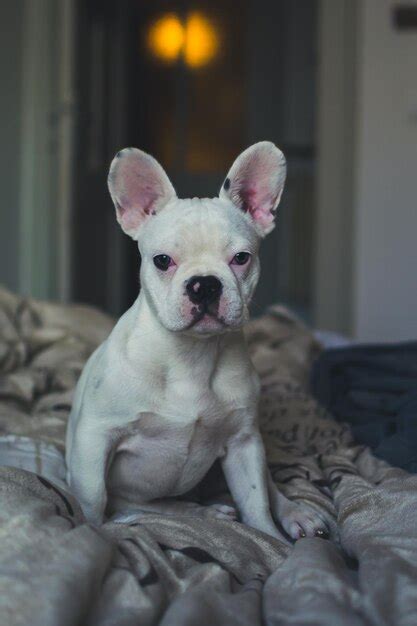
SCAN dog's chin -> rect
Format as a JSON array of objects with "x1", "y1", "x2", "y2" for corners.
[
  {"x1": 187, "y1": 310, "x2": 248, "y2": 336},
  {"x1": 169, "y1": 313, "x2": 240, "y2": 338},
  {"x1": 188, "y1": 315, "x2": 227, "y2": 335},
  {"x1": 158, "y1": 304, "x2": 247, "y2": 336}
]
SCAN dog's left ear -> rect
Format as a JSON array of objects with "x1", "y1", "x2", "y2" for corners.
[{"x1": 219, "y1": 141, "x2": 286, "y2": 236}]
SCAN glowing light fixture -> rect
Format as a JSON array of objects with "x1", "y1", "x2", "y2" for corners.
[
  {"x1": 147, "y1": 14, "x2": 184, "y2": 63},
  {"x1": 147, "y1": 12, "x2": 219, "y2": 68},
  {"x1": 184, "y1": 13, "x2": 218, "y2": 68}
]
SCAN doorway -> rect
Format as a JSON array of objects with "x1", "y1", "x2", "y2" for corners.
[{"x1": 72, "y1": 0, "x2": 318, "y2": 319}]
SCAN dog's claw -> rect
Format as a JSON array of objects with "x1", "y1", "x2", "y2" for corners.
[
  {"x1": 206, "y1": 503, "x2": 238, "y2": 521},
  {"x1": 280, "y1": 503, "x2": 329, "y2": 541}
]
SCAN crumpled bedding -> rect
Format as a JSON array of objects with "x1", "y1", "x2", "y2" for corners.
[
  {"x1": 311, "y1": 341, "x2": 417, "y2": 472},
  {"x1": 1, "y1": 285, "x2": 417, "y2": 626}
]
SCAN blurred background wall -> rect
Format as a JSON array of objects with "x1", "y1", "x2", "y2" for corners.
[
  {"x1": 1, "y1": 0, "x2": 416, "y2": 342},
  {"x1": 1, "y1": 1, "x2": 25, "y2": 295}
]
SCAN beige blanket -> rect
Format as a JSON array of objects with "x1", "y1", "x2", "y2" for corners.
[{"x1": 1, "y1": 286, "x2": 416, "y2": 626}]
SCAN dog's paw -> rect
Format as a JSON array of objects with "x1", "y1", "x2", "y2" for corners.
[
  {"x1": 279, "y1": 502, "x2": 329, "y2": 541},
  {"x1": 204, "y1": 503, "x2": 238, "y2": 521}
]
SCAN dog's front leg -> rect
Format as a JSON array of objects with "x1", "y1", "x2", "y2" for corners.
[
  {"x1": 67, "y1": 424, "x2": 111, "y2": 525},
  {"x1": 222, "y1": 430, "x2": 285, "y2": 541}
]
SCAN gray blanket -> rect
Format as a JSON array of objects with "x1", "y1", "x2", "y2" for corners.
[{"x1": 0, "y1": 286, "x2": 416, "y2": 626}]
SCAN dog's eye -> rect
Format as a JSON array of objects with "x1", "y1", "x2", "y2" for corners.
[
  {"x1": 153, "y1": 254, "x2": 173, "y2": 271},
  {"x1": 231, "y1": 252, "x2": 251, "y2": 266}
]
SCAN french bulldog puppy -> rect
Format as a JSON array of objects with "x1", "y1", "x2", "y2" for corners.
[{"x1": 66, "y1": 142, "x2": 328, "y2": 541}]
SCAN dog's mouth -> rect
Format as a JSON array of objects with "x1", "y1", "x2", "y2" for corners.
[{"x1": 186, "y1": 305, "x2": 226, "y2": 332}]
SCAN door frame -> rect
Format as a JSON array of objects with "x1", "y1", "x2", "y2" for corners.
[
  {"x1": 19, "y1": 0, "x2": 76, "y2": 301},
  {"x1": 313, "y1": 0, "x2": 358, "y2": 334}
]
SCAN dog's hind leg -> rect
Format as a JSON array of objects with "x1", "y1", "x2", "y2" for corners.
[{"x1": 110, "y1": 499, "x2": 237, "y2": 524}]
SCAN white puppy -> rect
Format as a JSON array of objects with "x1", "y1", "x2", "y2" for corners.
[{"x1": 66, "y1": 142, "x2": 328, "y2": 541}]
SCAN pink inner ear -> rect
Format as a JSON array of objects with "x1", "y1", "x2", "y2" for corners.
[
  {"x1": 251, "y1": 206, "x2": 275, "y2": 230},
  {"x1": 241, "y1": 186, "x2": 257, "y2": 211},
  {"x1": 240, "y1": 183, "x2": 277, "y2": 229},
  {"x1": 221, "y1": 143, "x2": 285, "y2": 236},
  {"x1": 119, "y1": 185, "x2": 160, "y2": 215},
  {"x1": 115, "y1": 181, "x2": 159, "y2": 234}
]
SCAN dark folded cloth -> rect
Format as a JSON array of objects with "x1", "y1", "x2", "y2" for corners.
[{"x1": 311, "y1": 342, "x2": 417, "y2": 472}]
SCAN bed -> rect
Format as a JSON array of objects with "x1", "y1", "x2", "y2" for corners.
[{"x1": 1, "y1": 285, "x2": 416, "y2": 626}]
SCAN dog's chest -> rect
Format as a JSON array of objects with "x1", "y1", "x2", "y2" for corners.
[
  {"x1": 108, "y1": 405, "x2": 237, "y2": 502},
  {"x1": 105, "y1": 342, "x2": 256, "y2": 504}
]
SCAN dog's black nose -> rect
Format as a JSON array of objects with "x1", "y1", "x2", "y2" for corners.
[{"x1": 186, "y1": 276, "x2": 222, "y2": 305}]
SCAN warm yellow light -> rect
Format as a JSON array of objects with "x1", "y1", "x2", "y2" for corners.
[
  {"x1": 146, "y1": 12, "x2": 219, "y2": 68},
  {"x1": 184, "y1": 13, "x2": 218, "y2": 68},
  {"x1": 147, "y1": 14, "x2": 184, "y2": 63}
]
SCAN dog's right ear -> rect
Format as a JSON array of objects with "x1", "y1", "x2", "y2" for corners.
[{"x1": 108, "y1": 148, "x2": 176, "y2": 239}]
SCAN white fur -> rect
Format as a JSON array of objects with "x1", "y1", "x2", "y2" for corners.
[{"x1": 66, "y1": 143, "x2": 327, "y2": 541}]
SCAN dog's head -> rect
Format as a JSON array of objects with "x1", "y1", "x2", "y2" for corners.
[{"x1": 108, "y1": 142, "x2": 286, "y2": 336}]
